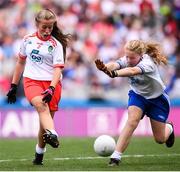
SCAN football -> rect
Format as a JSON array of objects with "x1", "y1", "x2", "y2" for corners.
[{"x1": 94, "y1": 135, "x2": 116, "y2": 157}]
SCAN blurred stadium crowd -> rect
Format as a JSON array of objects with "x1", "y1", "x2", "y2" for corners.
[{"x1": 0, "y1": 0, "x2": 180, "y2": 105}]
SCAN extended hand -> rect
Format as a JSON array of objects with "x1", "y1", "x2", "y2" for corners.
[
  {"x1": 95, "y1": 59, "x2": 118, "y2": 78},
  {"x1": 95, "y1": 59, "x2": 107, "y2": 72},
  {"x1": 42, "y1": 86, "x2": 55, "y2": 103},
  {"x1": 7, "y1": 84, "x2": 17, "y2": 104}
]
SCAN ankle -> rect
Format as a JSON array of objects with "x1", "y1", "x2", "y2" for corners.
[
  {"x1": 166, "y1": 123, "x2": 173, "y2": 134},
  {"x1": 46, "y1": 129, "x2": 58, "y2": 137},
  {"x1": 110, "y1": 150, "x2": 122, "y2": 160},
  {"x1": 36, "y1": 144, "x2": 46, "y2": 154}
]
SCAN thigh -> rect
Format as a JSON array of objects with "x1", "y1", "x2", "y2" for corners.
[
  {"x1": 128, "y1": 105, "x2": 143, "y2": 123},
  {"x1": 128, "y1": 90, "x2": 147, "y2": 119},
  {"x1": 147, "y1": 94, "x2": 170, "y2": 123},
  {"x1": 23, "y1": 77, "x2": 44, "y2": 102}
]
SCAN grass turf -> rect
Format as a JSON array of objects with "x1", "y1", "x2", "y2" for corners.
[{"x1": 0, "y1": 137, "x2": 180, "y2": 171}]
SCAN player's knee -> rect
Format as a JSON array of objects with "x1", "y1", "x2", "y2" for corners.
[
  {"x1": 155, "y1": 139, "x2": 164, "y2": 144},
  {"x1": 34, "y1": 102, "x2": 48, "y2": 113},
  {"x1": 154, "y1": 136, "x2": 165, "y2": 144},
  {"x1": 127, "y1": 118, "x2": 139, "y2": 129}
]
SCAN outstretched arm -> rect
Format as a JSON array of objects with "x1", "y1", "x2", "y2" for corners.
[
  {"x1": 95, "y1": 59, "x2": 120, "y2": 72},
  {"x1": 106, "y1": 66, "x2": 142, "y2": 78},
  {"x1": 115, "y1": 67, "x2": 142, "y2": 77},
  {"x1": 95, "y1": 59, "x2": 142, "y2": 78}
]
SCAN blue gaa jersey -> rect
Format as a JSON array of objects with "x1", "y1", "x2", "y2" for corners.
[{"x1": 116, "y1": 54, "x2": 166, "y2": 99}]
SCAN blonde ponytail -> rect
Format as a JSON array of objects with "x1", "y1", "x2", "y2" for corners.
[
  {"x1": 125, "y1": 40, "x2": 167, "y2": 65},
  {"x1": 145, "y1": 42, "x2": 167, "y2": 65}
]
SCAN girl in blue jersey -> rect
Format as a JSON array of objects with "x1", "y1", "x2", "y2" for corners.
[{"x1": 95, "y1": 40, "x2": 175, "y2": 166}]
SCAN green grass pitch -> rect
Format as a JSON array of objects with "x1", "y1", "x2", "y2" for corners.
[{"x1": 0, "y1": 137, "x2": 180, "y2": 171}]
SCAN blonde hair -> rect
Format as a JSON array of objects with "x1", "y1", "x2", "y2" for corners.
[
  {"x1": 35, "y1": 9, "x2": 56, "y2": 22},
  {"x1": 35, "y1": 9, "x2": 71, "y2": 61},
  {"x1": 125, "y1": 40, "x2": 167, "y2": 65}
]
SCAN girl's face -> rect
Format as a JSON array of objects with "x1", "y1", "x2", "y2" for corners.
[
  {"x1": 37, "y1": 19, "x2": 54, "y2": 39},
  {"x1": 125, "y1": 49, "x2": 142, "y2": 66}
]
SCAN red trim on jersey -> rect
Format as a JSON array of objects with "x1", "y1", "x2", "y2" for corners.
[
  {"x1": 36, "y1": 32, "x2": 51, "y2": 41},
  {"x1": 19, "y1": 53, "x2": 27, "y2": 59},
  {"x1": 49, "y1": 37, "x2": 57, "y2": 47},
  {"x1": 54, "y1": 64, "x2": 64, "y2": 68}
]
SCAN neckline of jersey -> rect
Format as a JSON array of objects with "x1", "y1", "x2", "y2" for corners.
[{"x1": 36, "y1": 32, "x2": 51, "y2": 41}]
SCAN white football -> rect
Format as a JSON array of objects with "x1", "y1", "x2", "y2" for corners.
[{"x1": 94, "y1": 135, "x2": 116, "y2": 157}]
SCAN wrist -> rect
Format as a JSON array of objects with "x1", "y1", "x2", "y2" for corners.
[
  {"x1": 49, "y1": 86, "x2": 55, "y2": 93},
  {"x1": 11, "y1": 83, "x2": 17, "y2": 89},
  {"x1": 113, "y1": 70, "x2": 118, "y2": 77}
]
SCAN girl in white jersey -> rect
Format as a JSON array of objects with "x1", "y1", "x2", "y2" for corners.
[
  {"x1": 7, "y1": 9, "x2": 71, "y2": 165},
  {"x1": 95, "y1": 40, "x2": 175, "y2": 166}
]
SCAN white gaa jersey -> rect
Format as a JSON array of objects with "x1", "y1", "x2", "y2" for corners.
[
  {"x1": 19, "y1": 32, "x2": 64, "y2": 81},
  {"x1": 116, "y1": 54, "x2": 166, "y2": 99}
]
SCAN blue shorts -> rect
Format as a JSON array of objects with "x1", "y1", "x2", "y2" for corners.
[{"x1": 128, "y1": 90, "x2": 170, "y2": 123}]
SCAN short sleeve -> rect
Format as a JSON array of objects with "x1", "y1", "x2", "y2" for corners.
[
  {"x1": 137, "y1": 54, "x2": 156, "y2": 73},
  {"x1": 52, "y1": 42, "x2": 65, "y2": 68},
  {"x1": 19, "y1": 36, "x2": 28, "y2": 59},
  {"x1": 116, "y1": 56, "x2": 128, "y2": 69}
]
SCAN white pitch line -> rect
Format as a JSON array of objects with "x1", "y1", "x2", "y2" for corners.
[{"x1": 0, "y1": 153, "x2": 180, "y2": 163}]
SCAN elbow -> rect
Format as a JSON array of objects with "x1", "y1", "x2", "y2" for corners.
[
  {"x1": 18, "y1": 58, "x2": 26, "y2": 65},
  {"x1": 19, "y1": 61, "x2": 26, "y2": 66}
]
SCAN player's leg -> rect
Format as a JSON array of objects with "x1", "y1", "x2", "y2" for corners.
[
  {"x1": 41, "y1": 83, "x2": 61, "y2": 148},
  {"x1": 37, "y1": 123, "x2": 46, "y2": 148},
  {"x1": 109, "y1": 105, "x2": 143, "y2": 166},
  {"x1": 24, "y1": 78, "x2": 59, "y2": 165},
  {"x1": 32, "y1": 106, "x2": 59, "y2": 165},
  {"x1": 31, "y1": 96, "x2": 55, "y2": 130},
  {"x1": 42, "y1": 111, "x2": 59, "y2": 148},
  {"x1": 31, "y1": 96, "x2": 59, "y2": 147},
  {"x1": 33, "y1": 123, "x2": 46, "y2": 165},
  {"x1": 148, "y1": 93, "x2": 174, "y2": 147},
  {"x1": 31, "y1": 96, "x2": 55, "y2": 165},
  {"x1": 109, "y1": 90, "x2": 145, "y2": 166},
  {"x1": 150, "y1": 119, "x2": 174, "y2": 147}
]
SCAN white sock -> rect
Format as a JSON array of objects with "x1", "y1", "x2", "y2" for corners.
[
  {"x1": 36, "y1": 144, "x2": 46, "y2": 154},
  {"x1": 110, "y1": 150, "x2": 122, "y2": 161},
  {"x1": 49, "y1": 129, "x2": 58, "y2": 137},
  {"x1": 166, "y1": 123, "x2": 173, "y2": 134}
]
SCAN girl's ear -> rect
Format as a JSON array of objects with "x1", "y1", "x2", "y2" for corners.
[
  {"x1": 35, "y1": 17, "x2": 38, "y2": 27},
  {"x1": 35, "y1": 18, "x2": 39, "y2": 27},
  {"x1": 35, "y1": 22, "x2": 39, "y2": 28}
]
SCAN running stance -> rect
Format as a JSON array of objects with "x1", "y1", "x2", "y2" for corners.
[{"x1": 95, "y1": 40, "x2": 175, "y2": 166}]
